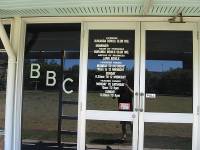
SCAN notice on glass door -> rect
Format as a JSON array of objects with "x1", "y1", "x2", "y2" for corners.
[{"x1": 88, "y1": 30, "x2": 134, "y2": 97}]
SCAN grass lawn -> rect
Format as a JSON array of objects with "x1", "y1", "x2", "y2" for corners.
[
  {"x1": 145, "y1": 95, "x2": 192, "y2": 113},
  {"x1": 0, "y1": 91, "x2": 6, "y2": 129}
]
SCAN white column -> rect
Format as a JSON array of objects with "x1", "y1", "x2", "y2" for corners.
[
  {"x1": 4, "y1": 60, "x2": 16, "y2": 150},
  {"x1": 0, "y1": 20, "x2": 16, "y2": 150},
  {"x1": 197, "y1": 22, "x2": 200, "y2": 150},
  {"x1": 11, "y1": 17, "x2": 26, "y2": 150}
]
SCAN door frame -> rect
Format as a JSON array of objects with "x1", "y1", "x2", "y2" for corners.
[
  {"x1": 77, "y1": 21, "x2": 141, "y2": 150},
  {"x1": 139, "y1": 22, "x2": 199, "y2": 150},
  {"x1": 10, "y1": 17, "x2": 200, "y2": 150}
]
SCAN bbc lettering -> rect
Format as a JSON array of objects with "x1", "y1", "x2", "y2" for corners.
[{"x1": 30, "y1": 63, "x2": 73, "y2": 94}]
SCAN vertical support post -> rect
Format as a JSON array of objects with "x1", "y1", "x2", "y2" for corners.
[
  {"x1": 12, "y1": 17, "x2": 26, "y2": 150},
  {"x1": 190, "y1": 23, "x2": 199, "y2": 150},
  {"x1": 196, "y1": 22, "x2": 200, "y2": 150},
  {"x1": 0, "y1": 20, "x2": 16, "y2": 150},
  {"x1": 77, "y1": 22, "x2": 87, "y2": 150},
  {"x1": 4, "y1": 60, "x2": 16, "y2": 150}
]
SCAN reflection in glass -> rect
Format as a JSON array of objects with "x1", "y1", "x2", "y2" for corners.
[
  {"x1": 0, "y1": 25, "x2": 10, "y2": 139},
  {"x1": 61, "y1": 120, "x2": 77, "y2": 143},
  {"x1": 145, "y1": 31, "x2": 193, "y2": 113},
  {"x1": 0, "y1": 135, "x2": 3, "y2": 150},
  {"x1": 0, "y1": 25, "x2": 10, "y2": 49},
  {"x1": 0, "y1": 53, "x2": 7, "y2": 130},
  {"x1": 86, "y1": 120, "x2": 132, "y2": 150},
  {"x1": 87, "y1": 30, "x2": 135, "y2": 111},
  {"x1": 0, "y1": 52, "x2": 7, "y2": 150},
  {"x1": 144, "y1": 123, "x2": 192, "y2": 149},
  {"x1": 25, "y1": 24, "x2": 80, "y2": 51},
  {"x1": 22, "y1": 24, "x2": 80, "y2": 149}
]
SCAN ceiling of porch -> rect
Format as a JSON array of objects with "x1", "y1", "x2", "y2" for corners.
[{"x1": 0, "y1": 0, "x2": 200, "y2": 18}]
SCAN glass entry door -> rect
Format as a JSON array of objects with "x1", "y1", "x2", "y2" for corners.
[
  {"x1": 81, "y1": 22, "x2": 198, "y2": 150},
  {"x1": 139, "y1": 22, "x2": 197, "y2": 150},
  {"x1": 79, "y1": 22, "x2": 140, "y2": 150}
]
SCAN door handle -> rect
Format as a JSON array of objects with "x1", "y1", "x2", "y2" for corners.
[
  {"x1": 139, "y1": 92, "x2": 144, "y2": 112},
  {"x1": 134, "y1": 92, "x2": 139, "y2": 112},
  {"x1": 132, "y1": 113, "x2": 136, "y2": 118}
]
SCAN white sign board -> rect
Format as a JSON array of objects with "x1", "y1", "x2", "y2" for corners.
[{"x1": 146, "y1": 93, "x2": 156, "y2": 99}]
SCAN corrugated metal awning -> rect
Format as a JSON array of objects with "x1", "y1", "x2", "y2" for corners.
[{"x1": 0, "y1": 0, "x2": 200, "y2": 18}]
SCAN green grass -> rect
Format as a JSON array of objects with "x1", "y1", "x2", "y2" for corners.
[
  {"x1": 87, "y1": 92, "x2": 118, "y2": 110},
  {"x1": 0, "y1": 91, "x2": 6, "y2": 129},
  {"x1": 87, "y1": 92, "x2": 193, "y2": 113},
  {"x1": 145, "y1": 95, "x2": 193, "y2": 113},
  {"x1": 0, "y1": 91, "x2": 193, "y2": 149}
]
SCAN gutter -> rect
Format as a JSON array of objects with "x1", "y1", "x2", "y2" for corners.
[{"x1": 0, "y1": 20, "x2": 16, "y2": 150}]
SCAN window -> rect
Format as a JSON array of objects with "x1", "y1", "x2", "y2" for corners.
[
  {"x1": 22, "y1": 24, "x2": 81, "y2": 149},
  {"x1": 0, "y1": 25, "x2": 10, "y2": 149}
]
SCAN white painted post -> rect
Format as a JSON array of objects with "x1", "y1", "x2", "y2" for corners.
[
  {"x1": 0, "y1": 20, "x2": 16, "y2": 150},
  {"x1": 4, "y1": 60, "x2": 16, "y2": 150},
  {"x1": 12, "y1": 17, "x2": 26, "y2": 150}
]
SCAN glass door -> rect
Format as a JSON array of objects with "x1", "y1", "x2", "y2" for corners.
[
  {"x1": 139, "y1": 22, "x2": 198, "y2": 150},
  {"x1": 79, "y1": 22, "x2": 198, "y2": 150},
  {"x1": 79, "y1": 22, "x2": 140, "y2": 150}
]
